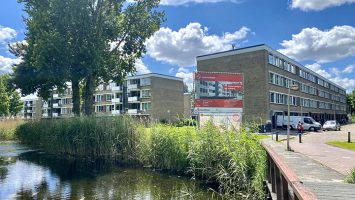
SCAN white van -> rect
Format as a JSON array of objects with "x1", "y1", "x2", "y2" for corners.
[{"x1": 276, "y1": 116, "x2": 321, "y2": 131}]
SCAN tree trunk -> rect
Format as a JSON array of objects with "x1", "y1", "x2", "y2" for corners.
[
  {"x1": 72, "y1": 78, "x2": 81, "y2": 116},
  {"x1": 84, "y1": 75, "x2": 95, "y2": 115}
]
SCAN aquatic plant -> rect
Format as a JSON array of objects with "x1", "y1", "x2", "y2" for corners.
[{"x1": 15, "y1": 116, "x2": 266, "y2": 199}]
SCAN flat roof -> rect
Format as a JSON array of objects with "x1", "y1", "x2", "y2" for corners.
[
  {"x1": 196, "y1": 44, "x2": 345, "y2": 91},
  {"x1": 126, "y1": 73, "x2": 183, "y2": 82}
]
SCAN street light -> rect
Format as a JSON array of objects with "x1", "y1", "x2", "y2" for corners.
[{"x1": 287, "y1": 84, "x2": 299, "y2": 151}]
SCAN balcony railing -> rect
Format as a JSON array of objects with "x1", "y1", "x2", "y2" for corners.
[
  {"x1": 112, "y1": 98, "x2": 121, "y2": 103},
  {"x1": 111, "y1": 110, "x2": 121, "y2": 115},
  {"x1": 128, "y1": 96, "x2": 139, "y2": 102},
  {"x1": 128, "y1": 84, "x2": 138, "y2": 90},
  {"x1": 127, "y1": 109, "x2": 138, "y2": 114},
  {"x1": 53, "y1": 103, "x2": 59, "y2": 108},
  {"x1": 111, "y1": 86, "x2": 121, "y2": 91}
]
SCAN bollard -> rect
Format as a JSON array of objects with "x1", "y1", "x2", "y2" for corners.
[
  {"x1": 276, "y1": 132, "x2": 279, "y2": 141},
  {"x1": 299, "y1": 133, "x2": 302, "y2": 143},
  {"x1": 348, "y1": 132, "x2": 351, "y2": 143}
]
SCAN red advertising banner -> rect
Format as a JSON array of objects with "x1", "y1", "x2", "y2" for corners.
[
  {"x1": 194, "y1": 99, "x2": 243, "y2": 108},
  {"x1": 194, "y1": 72, "x2": 243, "y2": 83}
]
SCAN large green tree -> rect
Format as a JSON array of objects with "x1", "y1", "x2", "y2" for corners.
[
  {"x1": 0, "y1": 75, "x2": 10, "y2": 117},
  {"x1": 11, "y1": 0, "x2": 164, "y2": 116},
  {"x1": 347, "y1": 89, "x2": 355, "y2": 114},
  {"x1": 9, "y1": 90, "x2": 23, "y2": 116}
]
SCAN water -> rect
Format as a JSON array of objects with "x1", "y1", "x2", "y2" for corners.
[{"x1": 0, "y1": 142, "x2": 218, "y2": 200}]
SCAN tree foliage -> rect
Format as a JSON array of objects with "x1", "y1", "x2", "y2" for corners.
[
  {"x1": 347, "y1": 89, "x2": 355, "y2": 114},
  {"x1": 0, "y1": 75, "x2": 10, "y2": 116},
  {"x1": 11, "y1": 0, "x2": 164, "y2": 116}
]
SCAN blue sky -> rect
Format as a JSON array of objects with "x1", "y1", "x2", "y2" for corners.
[{"x1": 1, "y1": 0, "x2": 355, "y2": 92}]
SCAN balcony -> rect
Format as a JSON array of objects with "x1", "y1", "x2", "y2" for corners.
[
  {"x1": 53, "y1": 103, "x2": 59, "y2": 108},
  {"x1": 111, "y1": 86, "x2": 121, "y2": 91},
  {"x1": 43, "y1": 103, "x2": 48, "y2": 108},
  {"x1": 42, "y1": 113, "x2": 49, "y2": 118},
  {"x1": 128, "y1": 96, "x2": 139, "y2": 102},
  {"x1": 53, "y1": 94, "x2": 59, "y2": 99},
  {"x1": 127, "y1": 109, "x2": 138, "y2": 114},
  {"x1": 53, "y1": 113, "x2": 59, "y2": 117},
  {"x1": 111, "y1": 110, "x2": 121, "y2": 115},
  {"x1": 128, "y1": 84, "x2": 138, "y2": 90},
  {"x1": 112, "y1": 98, "x2": 121, "y2": 103},
  {"x1": 26, "y1": 110, "x2": 33, "y2": 113}
]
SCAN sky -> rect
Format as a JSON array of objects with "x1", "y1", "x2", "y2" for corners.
[{"x1": 1, "y1": 0, "x2": 355, "y2": 93}]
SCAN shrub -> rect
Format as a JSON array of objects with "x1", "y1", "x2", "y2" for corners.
[{"x1": 346, "y1": 168, "x2": 355, "y2": 184}]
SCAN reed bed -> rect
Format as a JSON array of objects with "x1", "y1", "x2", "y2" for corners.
[
  {"x1": 15, "y1": 116, "x2": 266, "y2": 199},
  {"x1": 0, "y1": 119, "x2": 24, "y2": 140}
]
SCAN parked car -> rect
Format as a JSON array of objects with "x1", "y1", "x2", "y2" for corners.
[{"x1": 322, "y1": 120, "x2": 341, "y2": 131}]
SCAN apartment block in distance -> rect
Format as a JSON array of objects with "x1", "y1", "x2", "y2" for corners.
[
  {"x1": 25, "y1": 73, "x2": 184, "y2": 122},
  {"x1": 23, "y1": 97, "x2": 42, "y2": 119},
  {"x1": 197, "y1": 44, "x2": 348, "y2": 127}
]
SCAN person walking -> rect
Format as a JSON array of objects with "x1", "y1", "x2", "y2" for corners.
[{"x1": 297, "y1": 121, "x2": 301, "y2": 134}]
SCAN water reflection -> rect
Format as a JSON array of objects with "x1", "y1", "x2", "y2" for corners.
[{"x1": 0, "y1": 143, "x2": 217, "y2": 199}]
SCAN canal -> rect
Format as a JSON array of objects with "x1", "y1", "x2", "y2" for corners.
[{"x1": 0, "y1": 142, "x2": 218, "y2": 199}]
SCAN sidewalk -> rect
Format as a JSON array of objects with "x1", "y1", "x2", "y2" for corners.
[
  {"x1": 262, "y1": 138, "x2": 355, "y2": 200},
  {"x1": 283, "y1": 124, "x2": 355, "y2": 175}
]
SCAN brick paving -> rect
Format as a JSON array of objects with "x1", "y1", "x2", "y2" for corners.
[
  {"x1": 283, "y1": 123, "x2": 355, "y2": 175},
  {"x1": 263, "y1": 138, "x2": 355, "y2": 200}
]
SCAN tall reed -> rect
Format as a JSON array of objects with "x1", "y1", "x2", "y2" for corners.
[{"x1": 15, "y1": 116, "x2": 266, "y2": 199}]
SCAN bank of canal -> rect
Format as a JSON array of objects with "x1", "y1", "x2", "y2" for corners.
[{"x1": 0, "y1": 142, "x2": 218, "y2": 199}]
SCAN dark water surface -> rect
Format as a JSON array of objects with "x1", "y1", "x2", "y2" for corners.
[{"x1": 0, "y1": 142, "x2": 217, "y2": 200}]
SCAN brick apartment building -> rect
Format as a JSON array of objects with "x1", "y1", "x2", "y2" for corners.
[
  {"x1": 26, "y1": 73, "x2": 185, "y2": 122},
  {"x1": 197, "y1": 44, "x2": 348, "y2": 127}
]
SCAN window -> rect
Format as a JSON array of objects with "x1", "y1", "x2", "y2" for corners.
[
  {"x1": 140, "y1": 78, "x2": 151, "y2": 86},
  {"x1": 142, "y1": 102, "x2": 151, "y2": 111},
  {"x1": 105, "y1": 94, "x2": 113, "y2": 101},
  {"x1": 106, "y1": 105, "x2": 114, "y2": 112},
  {"x1": 95, "y1": 95, "x2": 103, "y2": 102},
  {"x1": 95, "y1": 105, "x2": 104, "y2": 112},
  {"x1": 270, "y1": 92, "x2": 296, "y2": 105},
  {"x1": 141, "y1": 90, "x2": 151, "y2": 98}
]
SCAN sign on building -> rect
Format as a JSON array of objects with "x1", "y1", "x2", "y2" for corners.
[{"x1": 194, "y1": 72, "x2": 244, "y2": 129}]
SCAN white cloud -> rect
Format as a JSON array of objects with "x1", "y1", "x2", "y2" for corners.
[
  {"x1": 330, "y1": 77, "x2": 355, "y2": 92},
  {"x1": 0, "y1": 55, "x2": 21, "y2": 74},
  {"x1": 291, "y1": 0, "x2": 355, "y2": 11},
  {"x1": 146, "y1": 23, "x2": 251, "y2": 67},
  {"x1": 135, "y1": 59, "x2": 151, "y2": 74},
  {"x1": 343, "y1": 64, "x2": 354, "y2": 73},
  {"x1": 176, "y1": 67, "x2": 194, "y2": 91},
  {"x1": 305, "y1": 63, "x2": 332, "y2": 78},
  {"x1": 306, "y1": 63, "x2": 355, "y2": 92},
  {"x1": 0, "y1": 26, "x2": 17, "y2": 43},
  {"x1": 279, "y1": 26, "x2": 355, "y2": 63}
]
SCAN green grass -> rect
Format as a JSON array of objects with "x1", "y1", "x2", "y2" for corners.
[
  {"x1": 326, "y1": 141, "x2": 355, "y2": 151},
  {"x1": 15, "y1": 116, "x2": 266, "y2": 199}
]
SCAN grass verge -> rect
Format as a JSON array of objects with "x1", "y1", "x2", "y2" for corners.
[
  {"x1": 326, "y1": 141, "x2": 355, "y2": 151},
  {"x1": 15, "y1": 116, "x2": 266, "y2": 200}
]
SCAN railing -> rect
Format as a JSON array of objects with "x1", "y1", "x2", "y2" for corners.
[
  {"x1": 262, "y1": 142, "x2": 317, "y2": 200},
  {"x1": 128, "y1": 96, "x2": 139, "y2": 102}
]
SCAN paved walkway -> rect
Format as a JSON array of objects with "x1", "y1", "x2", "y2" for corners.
[
  {"x1": 263, "y1": 138, "x2": 355, "y2": 200},
  {"x1": 284, "y1": 123, "x2": 355, "y2": 175}
]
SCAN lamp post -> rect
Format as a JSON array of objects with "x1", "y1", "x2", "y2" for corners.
[{"x1": 287, "y1": 84, "x2": 299, "y2": 151}]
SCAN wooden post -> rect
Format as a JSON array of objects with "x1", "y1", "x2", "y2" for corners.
[
  {"x1": 275, "y1": 165, "x2": 282, "y2": 200},
  {"x1": 271, "y1": 159, "x2": 276, "y2": 193},
  {"x1": 281, "y1": 174, "x2": 290, "y2": 200},
  {"x1": 348, "y1": 132, "x2": 351, "y2": 143},
  {"x1": 276, "y1": 132, "x2": 279, "y2": 141}
]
